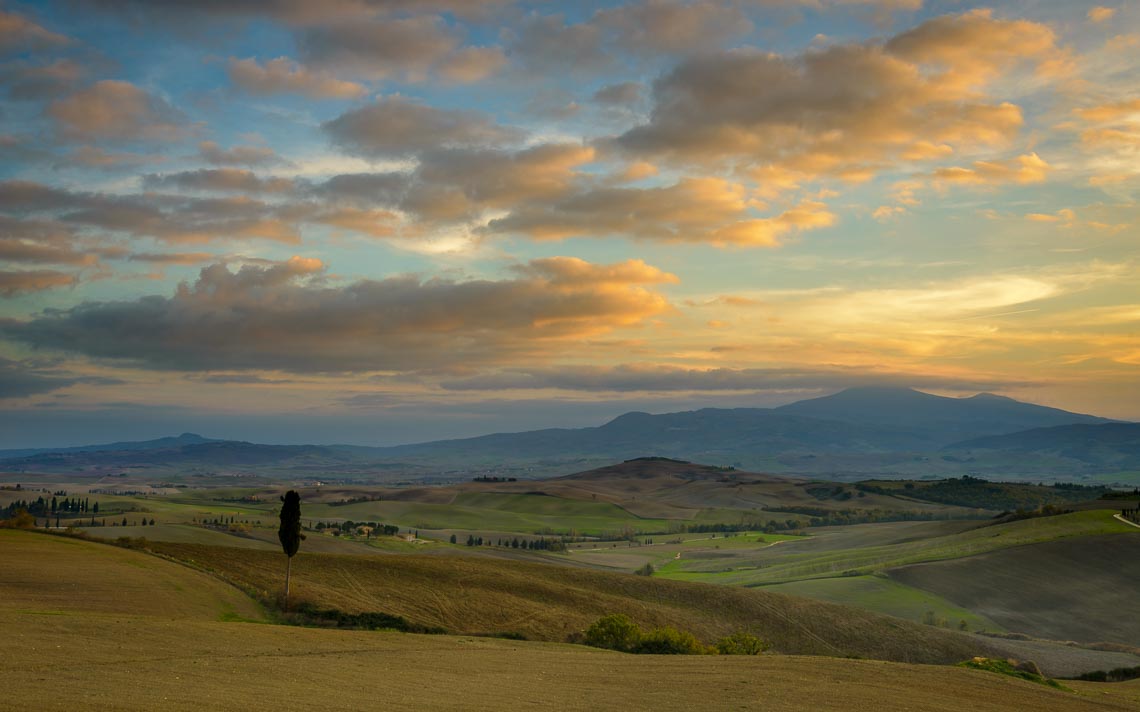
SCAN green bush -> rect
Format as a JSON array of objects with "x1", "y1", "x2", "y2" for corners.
[
  {"x1": 584, "y1": 613, "x2": 642, "y2": 652},
  {"x1": 715, "y1": 631, "x2": 769, "y2": 655},
  {"x1": 634, "y1": 562, "x2": 655, "y2": 576},
  {"x1": 633, "y1": 627, "x2": 709, "y2": 655}
]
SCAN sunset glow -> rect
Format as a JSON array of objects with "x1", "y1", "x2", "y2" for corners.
[{"x1": 1, "y1": 0, "x2": 1137, "y2": 446}]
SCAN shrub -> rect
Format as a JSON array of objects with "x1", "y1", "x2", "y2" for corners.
[
  {"x1": 584, "y1": 614, "x2": 642, "y2": 652},
  {"x1": 715, "y1": 632, "x2": 769, "y2": 655},
  {"x1": 634, "y1": 562, "x2": 655, "y2": 576},
  {"x1": 633, "y1": 627, "x2": 709, "y2": 655}
]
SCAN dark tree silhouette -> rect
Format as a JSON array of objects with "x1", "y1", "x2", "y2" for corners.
[{"x1": 278, "y1": 490, "x2": 304, "y2": 609}]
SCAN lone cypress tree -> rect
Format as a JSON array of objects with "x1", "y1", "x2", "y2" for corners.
[{"x1": 278, "y1": 490, "x2": 304, "y2": 609}]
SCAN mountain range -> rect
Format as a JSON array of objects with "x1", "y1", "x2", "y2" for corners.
[{"x1": 3, "y1": 387, "x2": 1135, "y2": 481}]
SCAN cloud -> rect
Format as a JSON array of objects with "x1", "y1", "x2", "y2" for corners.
[
  {"x1": 1, "y1": 59, "x2": 83, "y2": 100},
  {"x1": 488, "y1": 177, "x2": 836, "y2": 246},
  {"x1": 127, "y1": 252, "x2": 216, "y2": 265},
  {"x1": 0, "y1": 216, "x2": 95, "y2": 266},
  {"x1": 298, "y1": 16, "x2": 457, "y2": 81},
  {"x1": 47, "y1": 80, "x2": 187, "y2": 142},
  {"x1": 228, "y1": 57, "x2": 368, "y2": 99},
  {"x1": 435, "y1": 46, "x2": 507, "y2": 83},
  {"x1": 143, "y1": 168, "x2": 295, "y2": 194},
  {"x1": 439, "y1": 364, "x2": 1024, "y2": 393},
  {"x1": 65, "y1": 146, "x2": 163, "y2": 168},
  {"x1": 595, "y1": 0, "x2": 752, "y2": 54},
  {"x1": 506, "y1": 14, "x2": 608, "y2": 73},
  {"x1": 593, "y1": 81, "x2": 642, "y2": 105},
  {"x1": 0, "y1": 269, "x2": 76, "y2": 295},
  {"x1": 0, "y1": 180, "x2": 302, "y2": 244},
  {"x1": 74, "y1": 0, "x2": 515, "y2": 27},
  {"x1": 3, "y1": 256, "x2": 676, "y2": 372},
  {"x1": 198, "y1": 141, "x2": 281, "y2": 167},
  {"x1": 0, "y1": 10, "x2": 70, "y2": 55},
  {"x1": 613, "y1": 10, "x2": 1061, "y2": 179},
  {"x1": 931, "y1": 153, "x2": 1050, "y2": 185},
  {"x1": 0, "y1": 358, "x2": 80, "y2": 398},
  {"x1": 1087, "y1": 7, "x2": 1117, "y2": 23},
  {"x1": 324, "y1": 96, "x2": 523, "y2": 157}
]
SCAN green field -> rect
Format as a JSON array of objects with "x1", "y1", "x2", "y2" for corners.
[
  {"x1": 653, "y1": 510, "x2": 1136, "y2": 586},
  {"x1": 758, "y1": 575, "x2": 1002, "y2": 632}
]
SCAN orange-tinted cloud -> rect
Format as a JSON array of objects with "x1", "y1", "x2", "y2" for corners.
[
  {"x1": 932, "y1": 153, "x2": 1050, "y2": 185},
  {"x1": 228, "y1": 57, "x2": 367, "y2": 99},
  {"x1": 0, "y1": 269, "x2": 75, "y2": 295},
  {"x1": 614, "y1": 10, "x2": 1061, "y2": 181},
  {"x1": 47, "y1": 80, "x2": 186, "y2": 142}
]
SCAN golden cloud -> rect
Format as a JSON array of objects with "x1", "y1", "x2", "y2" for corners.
[
  {"x1": 932, "y1": 153, "x2": 1050, "y2": 185},
  {"x1": 228, "y1": 57, "x2": 368, "y2": 99}
]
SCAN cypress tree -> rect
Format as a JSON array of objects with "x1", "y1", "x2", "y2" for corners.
[{"x1": 278, "y1": 490, "x2": 304, "y2": 609}]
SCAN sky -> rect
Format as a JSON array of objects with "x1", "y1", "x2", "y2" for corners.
[{"x1": 0, "y1": 0, "x2": 1137, "y2": 448}]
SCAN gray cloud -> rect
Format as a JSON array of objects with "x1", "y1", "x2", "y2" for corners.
[
  {"x1": 0, "y1": 180, "x2": 301, "y2": 244},
  {"x1": 143, "y1": 168, "x2": 296, "y2": 194},
  {"x1": 439, "y1": 364, "x2": 1032, "y2": 393},
  {"x1": 0, "y1": 358, "x2": 78, "y2": 398},
  {"x1": 1, "y1": 59, "x2": 83, "y2": 100},
  {"x1": 3, "y1": 256, "x2": 675, "y2": 372},
  {"x1": 593, "y1": 81, "x2": 642, "y2": 105},
  {"x1": 298, "y1": 16, "x2": 459, "y2": 81},
  {"x1": 324, "y1": 96, "x2": 524, "y2": 157},
  {"x1": 198, "y1": 141, "x2": 281, "y2": 167}
]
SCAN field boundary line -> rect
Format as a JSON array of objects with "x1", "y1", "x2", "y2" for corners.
[{"x1": 1112, "y1": 514, "x2": 1140, "y2": 530}]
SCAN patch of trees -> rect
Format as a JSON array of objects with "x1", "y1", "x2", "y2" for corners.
[
  {"x1": 764, "y1": 506, "x2": 986, "y2": 528},
  {"x1": 472, "y1": 476, "x2": 517, "y2": 482},
  {"x1": 986, "y1": 504, "x2": 1073, "y2": 526},
  {"x1": 493, "y1": 536, "x2": 567, "y2": 552},
  {"x1": 805, "y1": 485, "x2": 853, "y2": 502},
  {"x1": 328, "y1": 495, "x2": 382, "y2": 506},
  {"x1": 277, "y1": 602, "x2": 447, "y2": 634},
  {"x1": 314, "y1": 520, "x2": 399, "y2": 537},
  {"x1": 1103, "y1": 488, "x2": 1140, "y2": 501},
  {"x1": 581, "y1": 614, "x2": 767, "y2": 656},
  {"x1": 1074, "y1": 665, "x2": 1140, "y2": 683},
  {"x1": 856, "y1": 476, "x2": 1110, "y2": 511}
]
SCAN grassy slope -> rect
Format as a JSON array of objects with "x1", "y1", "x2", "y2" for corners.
[
  {"x1": 655, "y1": 510, "x2": 1135, "y2": 586},
  {"x1": 889, "y1": 533, "x2": 1140, "y2": 645},
  {"x1": 0, "y1": 529, "x2": 262, "y2": 621},
  {"x1": 2, "y1": 530, "x2": 1137, "y2": 712},
  {"x1": 759, "y1": 575, "x2": 1001, "y2": 632},
  {"x1": 149, "y1": 539, "x2": 1013, "y2": 666}
]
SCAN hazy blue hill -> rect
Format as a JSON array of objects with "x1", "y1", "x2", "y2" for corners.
[
  {"x1": 373, "y1": 407, "x2": 931, "y2": 463},
  {"x1": 3, "y1": 389, "x2": 1127, "y2": 479},
  {"x1": 946, "y1": 423, "x2": 1140, "y2": 469},
  {"x1": 0, "y1": 432, "x2": 218, "y2": 459},
  {"x1": 774, "y1": 386, "x2": 1115, "y2": 446}
]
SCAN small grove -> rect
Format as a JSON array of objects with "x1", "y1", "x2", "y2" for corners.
[{"x1": 582, "y1": 613, "x2": 769, "y2": 656}]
